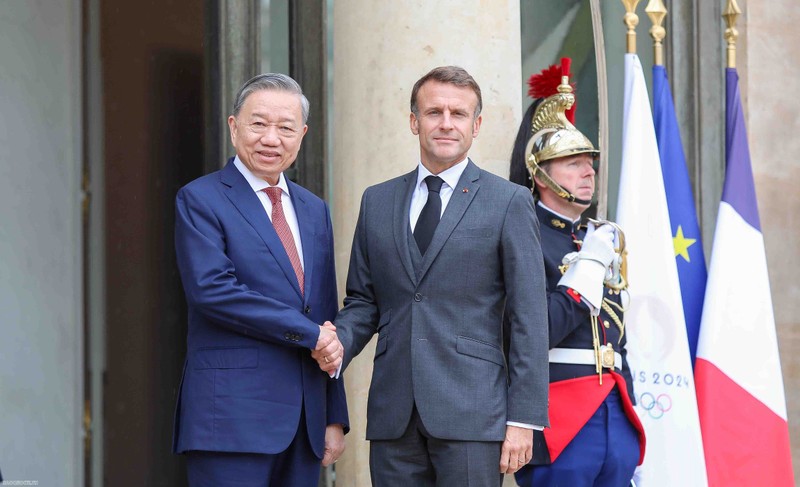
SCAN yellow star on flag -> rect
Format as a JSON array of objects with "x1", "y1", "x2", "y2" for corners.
[{"x1": 673, "y1": 225, "x2": 697, "y2": 262}]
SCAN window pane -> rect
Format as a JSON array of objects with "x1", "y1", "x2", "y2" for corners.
[
  {"x1": 520, "y1": 0, "x2": 601, "y2": 215},
  {"x1": 260, "y1": 0, "x2": 289, "y2": 74},
  {"x1": 520, "y1": 0, "x2": 599, "y2": 153}
]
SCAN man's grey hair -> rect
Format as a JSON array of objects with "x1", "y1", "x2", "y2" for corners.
[{"x1": 232, "y1": 73, "x2": 310, "y2": 124}]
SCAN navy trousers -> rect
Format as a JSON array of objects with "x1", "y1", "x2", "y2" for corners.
[
  {"x1": 515, "y1": 389, "x2": 639, "y2": 487},
  {"x1": 186, "y1": 410, "x2": 321, "y2": 487}
]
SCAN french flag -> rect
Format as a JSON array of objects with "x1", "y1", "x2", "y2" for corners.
[{"x1": 695, "y1": 68, "x2": 795, "y2": 486}]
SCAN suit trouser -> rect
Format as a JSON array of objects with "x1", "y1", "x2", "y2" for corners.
[
  {"x1": 370, "y1": 406, "x2": 503, "y2": 487},
  {"x1": 185, "y1": 409, "x2": 320, "y2": 487},
  {"x1": 515, "y1": 389, "x2": 639, "y2": 487}
]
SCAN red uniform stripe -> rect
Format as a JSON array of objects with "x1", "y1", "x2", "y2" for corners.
[
  {"x1": 566, "y1": 287, "x2": 582, "y2": 303},
  {"x1": 543, "y1": 373, "x2": 646, "y2": 464}
]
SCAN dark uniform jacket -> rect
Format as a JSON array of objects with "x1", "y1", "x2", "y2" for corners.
[{"x1": 532, "y1": 203, "x2": 635, "y2": 464}]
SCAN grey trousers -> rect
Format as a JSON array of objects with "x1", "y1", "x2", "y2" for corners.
[{"x1": 369, "y1": 407, "x2": 503, "y2": 487}]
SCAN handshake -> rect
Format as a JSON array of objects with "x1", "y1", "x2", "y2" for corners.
[{"x1": 312, "y1": 321, "x2": 344, "y2": 375}]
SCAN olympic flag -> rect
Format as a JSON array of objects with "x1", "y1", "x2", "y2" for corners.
[
  {"x1": 694, "y1": 67, "x2": 795, "y2": 486},
  {"x1": 652, "y1": 64, "x2": 707, "y2": 366},
  {"x1": 616, "y1": 53, "x2": 707, "y2": 486}
]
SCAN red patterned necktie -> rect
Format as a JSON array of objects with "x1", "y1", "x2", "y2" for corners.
[{"x1": 264, "y1": 187, "x2": 304, "y2": 296}]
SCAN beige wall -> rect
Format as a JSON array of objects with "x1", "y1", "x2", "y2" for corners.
[
  {"x1": 331, "y1": 1, "x2": 522, "y2": 485},
  {"x1": 743, "y1": 0, "x2": 800, "y2": 479}
]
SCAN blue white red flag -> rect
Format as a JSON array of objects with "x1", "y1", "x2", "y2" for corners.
[{"x1": 695, "y1": 67, "x2": 795, "y2": 487}]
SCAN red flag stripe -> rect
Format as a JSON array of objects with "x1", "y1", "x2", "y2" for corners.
[{"x1": 696, "y1": 358, "x2": 794, "y2": 486}]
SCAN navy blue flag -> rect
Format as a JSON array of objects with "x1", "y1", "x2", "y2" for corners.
[{"x1": 652, "y1": 65, "x2": 707, "y2": 365}]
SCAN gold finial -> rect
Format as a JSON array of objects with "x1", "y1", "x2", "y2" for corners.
[
  {"x1": 621, "y1": 0, "x2": 641, "y2": 54},
  {"x1": 646, "y1": 0, "x2": 667, "y2": 66},
  {"x1": 557, "y1": 77, "x2": 572, "y2": 94},
  {"x1": 723, "y1": 0, "x2": 742, "y2": 68}
]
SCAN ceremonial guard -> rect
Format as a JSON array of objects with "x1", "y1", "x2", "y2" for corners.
[{"x1": 510, "y1": 59, "x2": 645, "y2": 487}]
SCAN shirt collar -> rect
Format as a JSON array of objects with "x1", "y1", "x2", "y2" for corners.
[
  {"x1": 537, "y1": 201, "x2": 580, "y2": 223},
  {"x1": 416, "y1": 157, "x2": 469, "y2": 191},
  {"x1": 233, "y1": 155, "x2": 290, "y2": 196},
  {"x1": 537, "y1": 201, "x2": 582, "y2": 234}
]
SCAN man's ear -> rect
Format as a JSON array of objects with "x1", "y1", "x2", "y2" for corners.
[
  {"x1": 532, "y1": 174, "x2": 548, "y2": 193},
  {"x1": 410, "y1": 113, "x2": 419, "y2": 135},
  {"x1": 472, "y1": 114, "x2": 482, "y2": 138},
  {"x1": 227, "y1": 115, "x2": 237, "y2": 146}
]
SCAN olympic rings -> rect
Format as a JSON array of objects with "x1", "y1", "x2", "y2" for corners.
[{"x1": 638, "y1": 392, "x2": 673, "y2": 419}]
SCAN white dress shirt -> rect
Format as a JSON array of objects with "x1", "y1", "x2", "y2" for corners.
[
  {"x1": 233, "y1": 156, "x2": 304, "y2": 270},
  {"x1": 409, "y1": 158, "x2": 468, "y2": 231}
]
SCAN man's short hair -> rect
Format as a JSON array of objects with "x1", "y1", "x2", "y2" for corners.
[
  {"x1": 232, "y1": 73, "x2": 310, "y2": 124},
  {"x1": 410, "y1": 66, "x2": 483, "y2": 119}
]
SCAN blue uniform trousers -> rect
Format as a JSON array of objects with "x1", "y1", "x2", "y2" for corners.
[{"x1": 516, "y1": 389, "x2": 639, "y2": 487}]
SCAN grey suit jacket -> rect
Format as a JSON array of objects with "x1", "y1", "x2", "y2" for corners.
[{"x1": 336, "y1": 160, "x2": 549, "y2": 442}]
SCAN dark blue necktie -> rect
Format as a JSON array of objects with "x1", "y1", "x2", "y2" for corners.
[{"x1": 414, "y1": 176, "x2": 444, "y2": 255}]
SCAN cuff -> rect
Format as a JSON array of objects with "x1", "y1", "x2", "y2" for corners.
[
  {"x1": 557, "y1": 259, "x2": 605, "y2": 311},
  {"x1": 506, "y1": 421, "x2": 544, "y2": 431}
]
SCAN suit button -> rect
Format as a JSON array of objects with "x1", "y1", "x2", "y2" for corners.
[
  {"x1": 296, "y1": 334, "x2": 303, "y2": 341},
  {"x1": 304, "y1": 306, "x2": 311, "y2": 314},
  {"x1": 414, "y1": 293, "x2": 422, "y2": 302},
  {"x1": 284, "y1": 332, "x2": 292, "y2": 340}
]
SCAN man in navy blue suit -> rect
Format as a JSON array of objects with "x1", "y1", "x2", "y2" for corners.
[{"x1": 173, "y1": 73, "x2": 348, "y2": 487}]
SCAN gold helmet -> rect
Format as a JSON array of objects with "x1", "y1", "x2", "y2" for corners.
[{"x1": 525, "y1": 58, "x2": 599, "y2": 205}]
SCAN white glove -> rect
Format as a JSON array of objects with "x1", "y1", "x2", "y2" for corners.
[
  {"x1": 631, "y1": 465, "x2": 644, "y2": 486},
  {"x1": 579, "y1": 224, "x2": 616, "y2": 268},
  {"x1": 557, "y1": 224, "x2": 616, "y2": 311}
]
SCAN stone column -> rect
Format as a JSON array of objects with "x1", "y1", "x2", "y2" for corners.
[
  {"x1": 331, "y1": 2, "x2": 522, "y2": 485},
  {"x1": 743, "y1": 0, "x2": 800, "y2": 477},
  {"x1": 204, "y1": 0, "x2": 260, "y2": 173}
]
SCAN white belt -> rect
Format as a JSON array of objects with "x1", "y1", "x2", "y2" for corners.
[{"x1": 549, "y1": 347, "x2": 622, "y2": 370}]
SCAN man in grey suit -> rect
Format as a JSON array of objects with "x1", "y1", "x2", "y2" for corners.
[{"x1": 318, "y1": 66, "x2": 549, "y2": 486}]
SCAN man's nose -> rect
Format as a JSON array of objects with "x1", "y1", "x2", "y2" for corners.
[
  {"x1": 440, "y1": 111, "x2": 453, "y2": 129},
  {"x1": 260, "y1": 126, "x2": 280, "y2": 145}
]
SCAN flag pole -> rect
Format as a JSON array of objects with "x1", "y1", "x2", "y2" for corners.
[
  {"x1": 646, "y1": 0, "x2": 667, "y2": 66},
  {"x1": 616, "y1": 1, "x2": 710, "y2": 481},
  {"x1": 621, "y1": 0, "x2": 641, "y2": 54},
  {"x1": 589, "y1": 0, "x2": 610, "y2": 219},
  {"x1": 723, "y1": 0, "x2": 742, "y2": 68}
]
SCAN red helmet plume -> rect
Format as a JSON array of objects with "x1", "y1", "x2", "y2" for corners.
[{"x1": 526, "y1": 57, "x2": 576, "y2": 123}]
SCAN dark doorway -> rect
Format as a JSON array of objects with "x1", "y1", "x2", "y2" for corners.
[{"x1": 99, "y1": 1, "x2": 205, "y2": 485}]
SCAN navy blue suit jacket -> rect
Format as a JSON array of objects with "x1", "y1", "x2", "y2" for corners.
[{"x1": 172, "y1": 159, "x2": 348, "y2": 458}]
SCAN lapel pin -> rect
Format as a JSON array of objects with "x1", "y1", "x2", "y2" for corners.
[{"x1": 462, "y1": 188, "x2": 469, "y2": 193}]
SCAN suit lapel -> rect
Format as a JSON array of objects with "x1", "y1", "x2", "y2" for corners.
[
  {"x1": 393, "y1": 168, "x2": 419, "y2": 286},
  {"x1": 219, "y1": 161, "x2": 303, "y2": 299},
  {"x1": 288, "y1": 179, "x2": 314, "y2": 300},
  {"x1": 417, "y1": 160, "x2": 481, "y2": 279}
]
